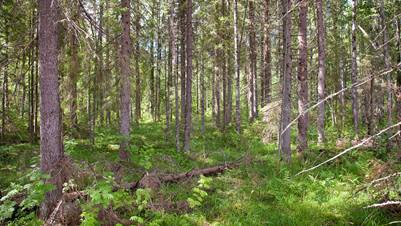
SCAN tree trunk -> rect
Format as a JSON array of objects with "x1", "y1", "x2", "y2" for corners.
[
  {"x1": 380, "y1": 0, "x2": 393, "y2": 139},
  {"x1": 233, "y1": 0, "x2": 241, "y2": 133},
  {"x1": 280, "y1": 0, "x2": 292, "y2": 163},
  {"x1": 180, "y1": 0, "x2": 186, "y2": 128},
  {"x1": 134, "y1": 0, "x2": 141, "y2": 124},
  {"x1": 248, "y1": 0, "x2": 257, "y2": 122},
  {"x1": 201, "y1": 55, "x2": 206, "y2": 133},
  {"x1": 69, "y1": 2, "x2": 79, "y2": 134},
  {"x1": 263, "y1": 0, "x2": 272, "y2": 106},
  {"x1": 119, "y1": 0, "x2": 132, "y2": 159},
  {"x1": 38, "y1": 0, "x2": 65, "y2": 219},
  {"x1": 351, "y1": 0, "x2": 359, "y2": 137},
  {"x1": 183, "y1": 0, "x2": 193, "y2": 151},
  {"x1": 297, "y1": 0, "x2": 308, "y2": 154},
  {"x1": 316, "y1": 0, "x2": 326, "y2": 144}
]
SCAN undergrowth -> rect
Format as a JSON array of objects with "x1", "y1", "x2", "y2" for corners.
[{"x1": 0, "y1": 120, "x2": 399, "y2": 225}]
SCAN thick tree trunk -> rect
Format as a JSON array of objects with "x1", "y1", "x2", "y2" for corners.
[
  {"x1": 183, "y1": 0, "x2": 193, "y2": 151},
  {"x1": 38, "y1": 0, "x2": 65, "y2": 219},
  {"x1": 316, "y1": 0, "x2": 326, "y2": 144},
  {"x1": 280, "y1": 0, "x2": 292, "y2": 163},
  {"x1": 119, "y1": 0, "x2": 132, "y2": 159},
  {"x1": 297, "y1": 0, "x2": 308, "y2": 154},
  {"x1": 351, "y1": 0, "x2": 359, "y2": 137},
  {"x1": 233, "y1": 0, "x2": 241, "y2": 133}
]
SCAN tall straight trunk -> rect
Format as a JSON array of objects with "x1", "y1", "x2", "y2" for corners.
[
  {"x1": 97, "y1": 3, "x2": 104, "y2": 126},
  {"x1": 201, "y1": 55, "x2": 205, "y2": 133},
  {"x1": 280, "y1": 0, "x2": 292, "y2": 163},
  {"x1": 1, "y1": 23, "x2": 8, "y2": 139},
  {"x1": 316, "y1": 0, "x2": 326, "y2": 144},
  {"x1": 134, "y1": 0, "x2": 141, "y2": 123},
  {"x1": 380, "y1": 0, "x2": 393, "y2": 137},
  {"x1": 150, "y1": 38, "x2": 155, "y2": 121},
  {"x1": 248, "y1": 0, "x2": 257, "y2": 122},
  {"x1": 119, "y1": 0, "x2": 132, "y2": 159},
  {"x1": 297, "y1": 0, "x2": 308, "y2": 153},
  {"x1": 183, "y1": 0, "x2": 193, "y2": 151},
  {"x1": 215, "y1": 53, "x2": 221, "y2": 128},
  {"x1": 38, "y1": 0, "x2": 64, "y2": 219},
  {"x1": 105, "y1": 0, "x2": 112, "y2": 125},
  {"x1": 167, "y1": 14, "x2": 173, "y2": 132},
  {"x1": 396, "y1": 17, "x2": 401, "y2": 143},
  {"x1": 156, "y1": 23, "x2": 162, "y2": 122},
  {"x1": 263, "y1": 0, "x2": 272, "y2": 105},
  {"x1": 180, "y1": 0, "x2": 186, "y2": 127},
  {"x1": 233, "y1": 0, "x2": 241, "y2": 133},
  {"x1": 69, "y1": 2, "x2": 79, "y2": 133},
  {"x1": 168, "y1": 0, "x2": 179, "y2": 151},
  {"x1": 29, "y1": 13, "x2": 35, "y2": 143},
  {"x1": 351, "y1": 0, "x2": 359, "y2": 136}
]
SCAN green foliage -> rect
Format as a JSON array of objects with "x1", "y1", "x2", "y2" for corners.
[{"x1": 187, "y1": 175, "x2": 212, "y2": 209}]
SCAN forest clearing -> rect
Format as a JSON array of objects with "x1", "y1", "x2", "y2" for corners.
[{"x1": 1, "y1": 0, "x2": 401, "y2": 225}]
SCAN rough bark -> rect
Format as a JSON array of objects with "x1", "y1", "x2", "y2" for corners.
[
  {"x1": 280, "y1": 0, "x2": 292, "y2": 163},
  {"x1": 119, "y1": 0, "x2": 132, "y2": 159},
  {"x1": 297, "y1": 0, "x2": 308, "y2": 154},
  {"x1": 316, "y1": 0, "x2": 326, "y2": 144},
  {"x1": 69, "y1": 3, "x2": 79, "y2": 133},
  {"x1": 180, "y1": 0, "x2": 186, "y2": 127},
  {"x1": 351, "y1": 0, "x2": 359, "y2": 137},
  {"x1": 183, "y1": 0, "x2": 193, "y2": 151},
  {"x1": 38, "y1": 0, "x2": 65, "y2": 219}
]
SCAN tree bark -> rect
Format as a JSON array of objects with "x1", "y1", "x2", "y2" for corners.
[
  {"x1": 263, "y1": 0, "x2": 272, "y2": 106},
  {"x1": 248, "y1": 0, "x2": 257, "y2": 122},
  {"x1": 297, "y1": 0, "x2": 308, "y2": 154},
  {"x1": 280, "y1": 0, "x2": 292, "y2": 163},
  {"x1": 180, "y1": 0, "x2": 186, "y2": 128},
  {"x1": 38, "y1": 0, "x2": 65, "y2": 219},
  {"x1": 119, "y1": 0, "x2": 132, "y2": 159},
  {"x1": 351, "y1": 0, "x2": 359, "y2": 137},
  {"x1": 233, "y1": 0, "x2": 241, "y2": 133},
  {"x1": 316, "y1": 0, "x2": 326, "y2": 144},
  {"x1": 69, "y1": 2, "x2": 79, "y2": 134},
  {"x1": 134, "y1": 0, "x2": 141, "y2": 124},
  {"x1": 183, "y1": 0, "x2": 193, "y2": 151}
]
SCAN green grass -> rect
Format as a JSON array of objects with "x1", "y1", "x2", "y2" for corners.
[{"x1": 0, "y1": 119, "x2": 398, "y2": 225}]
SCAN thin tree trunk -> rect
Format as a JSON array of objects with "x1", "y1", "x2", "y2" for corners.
[
  {"x1": 297, "y1": 0, "x2": 308, "y2": 154},
  {"x1": 396, "y1": 17, "x2": 401, "y2": 144},
  {"x1": 233, "y1": 0, "x2": 241, "y2": 133},
  {"x1": 280, "y1": 0, "x2": 292, "y2": 163},
  {"x1": 119, "y1": 0, "x2": 132, "y2": 159},
  {"x1": 183, "y1": 0, "x2": 193, "y2": 151},
  {"x1": 201, "y1": 55, "x2": 205, "y2": 133},
  {"x1": 69, "y1": 2, "x2": 79, "y2": 134},
  {"x1": 316, "y1": 0, "x2": 326, "y2": 144},
  {"x1": 180, "y1": 0, "x2": 186, "y2": 127},
  {"x1": 380, "y1": 0, "x2": 393, "y2": 140},
  {"x1": 134, "y1": 0, "x2": 141, "y2": 124},
  {"x1": 248, "y1": 0, "x2": 257, "y2": 122},
  {"x1": 351, "y1": 0, "x2": 359, "y2": 137},
  {"x1": 263, "y1": 0, "x2": 272, "y2": 105},
  {"x1": 38, "y1": 0, "x2": 65, "y2": 219}
]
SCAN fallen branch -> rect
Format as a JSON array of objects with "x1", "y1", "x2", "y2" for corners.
[
  {"x1": 296, "y1": 121, "x2": 401, "y2": 176},
  {"x1": 365, "y1": 201, "x2": 401, "y2": 209}
]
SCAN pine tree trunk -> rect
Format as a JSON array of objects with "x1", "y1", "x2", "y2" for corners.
[
  {"x1": 69, "y1": 2, "x2": 79, "y2": 134},
  {"x1": 263, "y1": 0, "x2": 272, "y2": 105},
  {"x1": 183, "y1": 0, "x2": 193, "y2": 151},
  {"x1": 180, "y1": 0, "x2": 186, "y2": 127},
  {"x1": 248, "y1": 0, "x2": 257, "y2": 122},
  {"x1": 38, "y1": 0, "x2": 65, "y2": 219},
  {"x1": 233, "y1": 0, "x2": 241, "y2": 133},
  {"x1": 316, "y1": 0, "x2": 326, "y2": 144},
  {"x1": 134, "y1": 0, "x2": 141, "y2": 124},
  {"x1": 297, "y1": 0, "x2": 308, "y2": 154},
  {"x1": 280, "y1": 0, "x2": 292, "y2": 163},
  {"x1": 351, "y1": 0, "x2": 359, "y2": 137},
  {"x1": 119, "y1": 0, "x2": 132, "y2": 159}
]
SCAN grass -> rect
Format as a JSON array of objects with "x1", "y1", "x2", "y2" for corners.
[{"x1": 0, "y1": 119, "x2": 399, "y2": 225}]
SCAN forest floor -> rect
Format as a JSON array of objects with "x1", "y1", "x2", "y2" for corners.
[{"x1": 1, "y1": 120, "x2": 400, "y2": 225}]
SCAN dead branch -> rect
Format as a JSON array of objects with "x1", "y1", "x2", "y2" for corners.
[
  {"x1": 296, "y1": 121, "x2": 401, "y2": 176},
  {"x1": 365, "y1": 201, "x2": 401, "y2": 209}
]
